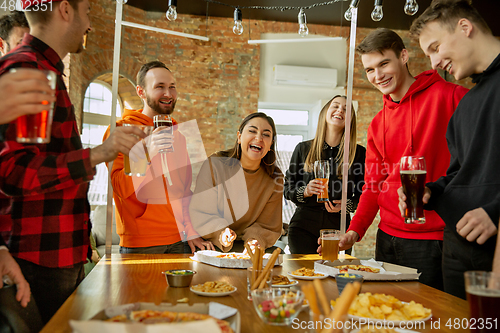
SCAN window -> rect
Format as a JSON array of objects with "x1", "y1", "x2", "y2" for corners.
[{"x1": 81, "y1": 81, "x2": 123, "y2": 206}]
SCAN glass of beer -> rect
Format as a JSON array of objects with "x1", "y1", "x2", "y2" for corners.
[
  {"x1": 123, "y1": 124, "x2": 152, "y2": 177},
  {"x1": 400, "y1": 156, "x2": 426, "y2": 224},
  {"x1": 320, "y1": 229, "x2": 340, "y2": 262},
  {"x1": 314, "y1": 160, "x2": 330, "y2": 202},
  {"x1": 16, "y1": 70, "x2": 57, "y2": 144},
  {"x1": 153, "y1": 114, "x2": 174, "y2": 153},
  {"x1": 464, "y1": 271, "x2": 500, "y2": 333}
]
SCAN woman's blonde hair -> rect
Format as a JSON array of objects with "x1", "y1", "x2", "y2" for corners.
[{"x1": 304, "y1": 95, "x2": 358, "y2": 178}]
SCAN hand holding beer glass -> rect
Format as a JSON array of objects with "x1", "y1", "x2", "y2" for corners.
[
  {"x1": 153, "y1": 114, "x2": 174, "y2": 153},
  {"x1": 15, "y1": 70, "x2": 57, "y2": 143},
  {"x1": 320, "y1": 229, "x2": 341, "y2": 262},
  {"x1": 314, "y1": 160, "x2": 330, "y2": 202},
  {"x1": 400, "y1": 156, "x2": 426, "y2": 224}
]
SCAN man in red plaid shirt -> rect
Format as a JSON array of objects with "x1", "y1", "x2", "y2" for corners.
[{"x1": 0, "y1": 0, "x2": 146, "y2": 324}]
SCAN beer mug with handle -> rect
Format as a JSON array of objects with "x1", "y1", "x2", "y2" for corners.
[{"x1": 400, "y1": 156, "x2": 426, "y2": 224}]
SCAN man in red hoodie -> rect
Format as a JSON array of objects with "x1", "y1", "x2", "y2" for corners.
[
  {"x1": 103, "y1": 61, "x2": 213, "y2": 254},
  {"x1": 338, "y1": 28, "x2": 468, "y2": 290}
]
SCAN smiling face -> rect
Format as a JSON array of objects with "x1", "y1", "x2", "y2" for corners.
[
  {"x1": 361, "y1": 48, "x2": 410, "y2": 101},
  {"x1": 139, "y1": 67, "x2": 177, "y2": 115},
  {"x1": 419, "y1": 20, "x2": 474, "y2": 81},
  {"x1": 325, "y1": 96, "x2": 347, "y2": 130},
  {"x1": 237, "y1": 117, "x2": 273, "y2": 170}
]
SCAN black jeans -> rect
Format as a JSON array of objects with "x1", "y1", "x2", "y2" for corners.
[
  {"x1": 375, "y1": 229, "x2": 444, "y2": 291},
  {"x1": 120, "y1": 240, "x2": 191, "y2": 254},
  {"x1": 0, "y1": 284, "x2": 43, "y2": 333},
  {"x1": 442, "y1": 228, "x2": 494, "y2": 299},
  {"x1": 15, "y1": 258, "x2": 85, "y2": 325}
]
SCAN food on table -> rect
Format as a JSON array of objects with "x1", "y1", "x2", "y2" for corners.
[
  {"x1": 337, "y1": 272, "x2": 360, "y2": 278},
  {"x1": 215, "y1": 253, "x2": 251, "y2": 259},
  {"x1": 272, "y1": 275, "x2": 293, "y2": 285},
  {"x1": 106, "y1": 310, "x2": 233, "y2": 332},
  {"x1": 330, "y1": 292, "x2": 432, "y2": 321},
  {"x1": 291, "y1": 267, "x2": 324, "y2": 277},
  {"x1": 191, "y1": 281, "x2": 236, "y2": 293},
  {"x1": 177, "y1": 297, "x2": 189, "y2": 303},
  {"x1": 335, "y1": 264, "x2": 381, "y2": 273}
]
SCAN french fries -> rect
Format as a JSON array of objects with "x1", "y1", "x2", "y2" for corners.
[{"x1": 330, "y1": 292, "x2": 432, "y2": 321}]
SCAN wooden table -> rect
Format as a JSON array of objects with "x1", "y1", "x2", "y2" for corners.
[{"x1": 41, "y1": 254, "x2": 470, "y2": 333}]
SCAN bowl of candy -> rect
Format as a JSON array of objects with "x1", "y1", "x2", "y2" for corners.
[{"x1": 251, "y1": 288, "x2": 305, "y2": 325}]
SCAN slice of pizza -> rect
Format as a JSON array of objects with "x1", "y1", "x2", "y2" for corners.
[{"x1": 336, "y1": 264, "x2": 380, "y2": 273}]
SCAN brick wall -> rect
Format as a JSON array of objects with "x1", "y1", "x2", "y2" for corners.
[{"x1": 70, "y1": 0, "x2": 473, "y2": 257}]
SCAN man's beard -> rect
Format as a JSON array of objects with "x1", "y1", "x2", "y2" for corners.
[{"x1": 146, "y1": 95, "x2": 175, "y2": 115}]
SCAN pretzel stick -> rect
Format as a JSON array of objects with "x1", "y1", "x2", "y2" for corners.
[
  {"x1": 257, "y1": 246, "x2": 263, "y2": 270},
  {"x1": 244, "y1": 242, "x2": 254, "y2": 261},
  {"x1": 313, "y1": 279, "x2": 330, "y2": 316},
  {"x1": 251, "y1": 247, "x2": 281, "y2": 290},
  {"x1": 302, "y1": 283, "x2": 321, "y2": 322},
  {"x1": 320, "y1": 282, "x2": 360, "y2": 333},
  {"x1": 251, "y1": 246, "x2": 259, "y2": 286},
  {"x1": 258, "y1": 269, "x2": 271, "y2": 289}
]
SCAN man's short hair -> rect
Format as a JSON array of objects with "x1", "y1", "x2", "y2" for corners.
[
  {"x1": 136, "y1": 61, "x2": 171, "y2": 88},
  {"x1": 410, "y1": 0, "x2": 491, "y2": 40},
  {"x1": 25, "y1": 0, "x2": 84, "y2": 26},
  {"x1": 356, "y1": 28, "x2": 406, "y2": 58},
  {"x1": 0, "y1": 11, "x2": 29, "y2": 40}
]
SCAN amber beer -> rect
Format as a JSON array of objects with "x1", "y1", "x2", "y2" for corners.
[
  {"x1": 314, "y1": 160, "x2": 330, "y2": 203},
  {"x1": 317, "y1": 178, "x2": 329, "y2": 202},
  {"x1": 320, "y1": 229, "x2": 340, "y2": 262},
  {"x1": 16, "y1": 70, "x2": 56, "y2": 144}
]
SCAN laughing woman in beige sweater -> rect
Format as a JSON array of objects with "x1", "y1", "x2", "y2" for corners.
[{"x1": 189, "y1": 113, "x2": 283, "y2": 252}]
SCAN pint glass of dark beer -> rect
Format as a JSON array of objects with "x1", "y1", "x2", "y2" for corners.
[
  {"x1": 400, "y1": 156, "x2": 426, "y2": 224},
  {"x1": 153, "y1": 114, "x2": 174, "y2": 153},
  {"x1": 464, "y1": 271, "x2": 500, "y2": 333}
]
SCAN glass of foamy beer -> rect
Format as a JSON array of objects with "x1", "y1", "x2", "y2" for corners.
[
  {"x1": 16, "y1": 70, "x2": 57, "y2": 144},
  {"x1": 314, "y1": 160, "x2": 330, "y2": 202},
  {"x1": 400, "y1": 156, "x2": 426, "y2": 224},
  {"x1": 320, "y1": 229, "x2": 340, "y2": 262},
  {"x1": 123, "y1": 124, "x2": 152, "y2": 177},
  {"x1": 464, "y1": 271, "x2": 500, "y2": 333},
  {"x1": 153, "y1": 114, "x2": 174, "y2": 153}
]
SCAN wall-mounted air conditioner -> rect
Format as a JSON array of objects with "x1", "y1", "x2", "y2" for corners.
[{"x1": 273, "y1": 65, "x2": 337, "y2": 89}]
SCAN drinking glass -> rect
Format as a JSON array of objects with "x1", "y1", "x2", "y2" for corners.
[
  {"x1": 16, "y1": 70, "x2": 57, "y2": 143},
  {"x1": 123, "y1": 124, "x2": 152, "y2": 177},
  {"x1": 400, "y1": 156, "x2": 427, "y2": 224},
  {"x1": 320, "y1": 229, "x2": 340, "y2": 262},
  {"x1": 464, "y1": 271, "x2": 500, "y2": 332},
  {"x1": 153, "y1": 114, "x2": 174, "y2": 153},
  {"x1": 313, "y1": 160, "x2": 330, "y2": 202},
  {"x1": 247, "y1": 267, "x2": 272, "y2": 301}
]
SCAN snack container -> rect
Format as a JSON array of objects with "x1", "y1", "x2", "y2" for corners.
[
  {"x1": 191, "y1": 250, "x2": 283, "y2": 269},
  {"x1": 162, "y1": 269, "x2": 196, "y2": 287}
]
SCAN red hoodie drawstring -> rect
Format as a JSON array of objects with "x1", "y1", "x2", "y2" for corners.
[{"x1": 409, "y1": 96, "x2": 414, "y2": 154}]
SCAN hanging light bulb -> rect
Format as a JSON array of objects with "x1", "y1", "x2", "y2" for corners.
[
  {"x1": 344, "y1": 0, "x2": 360, "y2": 22},
  {"x1": 404, "y1": 0, "x2": 419, "y2": 16},
  {"x1": 116, "y1": 0, "x2": 127, "y2": 4},
  {"x1": 371, "y1": 0, "x2": 384, "y2": 21},
  {"x1": 232, "y1": 8, "x2": 243, "y2": 35},
  {"x1": 298, "y1": 8, "x2": 309, "y2": 37},
  {"x1": 166, "y1": 0, "x2": 178, "y2": 21}
]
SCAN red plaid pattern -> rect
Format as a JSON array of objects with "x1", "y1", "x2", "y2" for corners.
[{"x1": 0, "y1": 35, "x2": 95, "y2": 268}]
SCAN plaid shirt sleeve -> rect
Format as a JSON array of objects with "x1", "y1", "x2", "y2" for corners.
[{"x1": 0, "y1": 48, "x2": 95, "y2": 196}]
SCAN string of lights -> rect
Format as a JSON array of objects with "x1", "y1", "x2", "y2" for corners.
[{"x1": 116, "y1": 0, "x2": 421, "y2": 36}]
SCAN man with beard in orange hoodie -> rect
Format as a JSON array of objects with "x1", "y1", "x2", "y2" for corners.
[
  {"x1": 103, "y1": 61, "x2": 213, "y2": 254},
  {"x1": 336, "y1": 29, "x2": 468, "y2": 290}
]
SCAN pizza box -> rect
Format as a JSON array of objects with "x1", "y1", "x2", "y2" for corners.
[
  {"x1": 191, "y1": 250, "x2": 283, "y2": 269},
  {"x1": 69, "y1": 302, "x2": 240, "y2": 333},
  {"x1": 314, "y1": 258, "x2": 420, "y2": 281}
]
